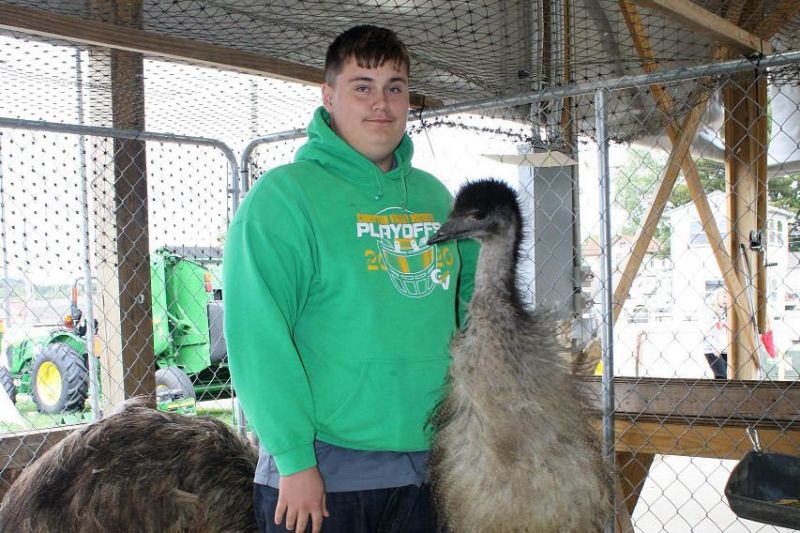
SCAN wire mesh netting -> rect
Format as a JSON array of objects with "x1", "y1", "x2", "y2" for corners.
[{"x1": 1, "y1": 0, "x2": 800, "y2": 531}]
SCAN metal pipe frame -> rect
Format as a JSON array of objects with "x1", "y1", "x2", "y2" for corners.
[
  {"x1": 595, "y1": 88, "x2": 616, "y2": 533},
  {"x1": 238, "y1": 49, "x2": 800, "y2": 177},
  {"x1": 416, "y1": 49, "x2": 800, "y2": 119}
]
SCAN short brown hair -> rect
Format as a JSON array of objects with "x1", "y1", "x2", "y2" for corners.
[{"x1": 324, "y1": 25, "x2": 410, "y2": 85}]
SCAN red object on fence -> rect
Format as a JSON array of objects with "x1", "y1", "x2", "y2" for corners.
[{"x1": 760, "y1": 330, "x2": 777, "y2": 359}]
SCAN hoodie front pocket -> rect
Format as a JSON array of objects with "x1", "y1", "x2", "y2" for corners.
[
  {"x1": 316, "y1": 357, "x2": 450, "y2": 450},
  {"x1": 317, "y1": 362, "x2": 370, "y2": 426}
]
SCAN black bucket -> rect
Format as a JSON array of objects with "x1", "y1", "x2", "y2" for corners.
[{"x1": 725, "y1": 450, "x2": 800, "y2": 529}]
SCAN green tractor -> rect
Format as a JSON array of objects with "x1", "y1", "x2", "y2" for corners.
[{"x1": 0, "y1": 247, "x2": 229, "y2": 414}]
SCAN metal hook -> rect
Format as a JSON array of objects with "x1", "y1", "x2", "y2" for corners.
[{"x1": 746, "y1": 426, "x2": 763, "y2": 453}]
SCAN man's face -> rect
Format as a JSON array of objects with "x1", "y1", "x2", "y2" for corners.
[{"x1": 322, "y1": 57, "x2": 410, "y2": 172}]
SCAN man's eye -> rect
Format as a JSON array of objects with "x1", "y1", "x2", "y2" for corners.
[
  {"x1": 356, "y1": 86, "x2": 369, "y2": 92},
  {"x1": 388, "y1": 87, "x2": 403, "y2": 95}
]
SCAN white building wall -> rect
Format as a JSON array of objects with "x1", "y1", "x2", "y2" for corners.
[{"x1": 667, "y1": 191, "x2": 791, "y2": 322}]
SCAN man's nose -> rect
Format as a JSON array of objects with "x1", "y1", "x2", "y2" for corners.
[{"x1": 372, "y1": 93, "x2": 390, "y2": 110}]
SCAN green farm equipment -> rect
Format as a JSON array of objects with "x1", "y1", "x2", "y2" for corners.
[{"x1": 1, "y1": 247, "x2": 228, "y2": 414}]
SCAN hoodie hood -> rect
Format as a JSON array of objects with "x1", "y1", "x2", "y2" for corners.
[{"x1": 295, "y1": 107, "x2": 413, "y2": 202}]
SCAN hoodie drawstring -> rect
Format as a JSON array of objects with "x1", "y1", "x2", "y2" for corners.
[
  {"x1": 400, "y1": 171, "x2": 408, "y2": 209},
  {"x1": 371, "y1": 158, "x2": 407, "y2": 207},
  {"x1": 372, "y1": 167, "x2": 384, "y2": 201}
]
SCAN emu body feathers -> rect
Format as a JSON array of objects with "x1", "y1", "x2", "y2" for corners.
[
  {"x1": 0, "y1": 398, "x2": 258, "y2": 533},
  {"x1": 428, "y1": 179, "x2": 609, "y2": 533}
]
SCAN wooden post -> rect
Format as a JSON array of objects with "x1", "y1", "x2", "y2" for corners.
[
  {"x1": 89, "y1": 0, "x2": 155, "y2": 409},
  {"x1": 754, "y1": 77, "x2": 768, "y2": 334},
  {"x1": 559, "y1": 0, "x2": 573, "y2": 150},
  {"x1": 724, "y1": 72, "x2": 768, "y2": 379},
  {"x1": 616, "y1": 451, "x2": 655, "y2": 515}
]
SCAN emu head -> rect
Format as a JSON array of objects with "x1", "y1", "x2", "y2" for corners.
[{"x1": 428, "y1": 179, "x2": 522, "y2": 245}]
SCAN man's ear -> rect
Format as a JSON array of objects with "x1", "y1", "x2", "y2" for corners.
[{"x1": 322, "y1": 84, "x2": 334, "y2": 112}]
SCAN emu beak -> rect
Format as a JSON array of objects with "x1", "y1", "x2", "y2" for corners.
[{"x1": 428, "y1": 216, "x2": 488, "y2": 244}]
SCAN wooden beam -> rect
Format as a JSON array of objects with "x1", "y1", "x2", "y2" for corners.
[
  {"x1": 737, "y1": 0, "x2": 766, "y2": 34},
  {"x1": 613, "y1": 419, "x2": 800, "y2": 459},
  {"x1": 582, "y1": 377, "x2": 800, "y2": 459},
  {"x1": 559, "y1": 0, "x2": 573, "y2": 149},
  {"x1": 0, "y1": 4, "x2": 322, "y2": 83},
  {"x1": 584, "y1": 377, "x2": 800, "y2": 422},
  {"x1": 614, "y1": 1, "x2": 711, "y2": 320},
  {"x1": 633, "y1": 0, "x2": 773, "y2": 54},
  {"x1": 89, "y1": 0, "x2": 156, "y2": 409},
  {"x1": 754, "y1": 77, "x2": 768, "y2": 333},
  {"x1": 0, "y1": 3, "x2": 438, "y2": 109},
  {"x1": 618, "y1": 0, "x2": 659, "y2": 75},
  {"x1": 0, "y1": 426, "x2": 73, "y2": 468},
  {"x1": 752, "y1": 0, "x2": 800, "y2": 39},
  {"x1": 721, "y1": 0, "x2": 747, "y2": 26},
  {"x1": 613, "y1": 0, "x2": 687, "y2": 324},
  {"x1": 616, "y1": 451, "x2": 655, "y2": 514},
  {"x1": 584, "y1": 376, "x2": 800, "y2": 516},
  {"x1": 612, "y1": 103, "x2": 707, "y2": 324},
  {"x1": 0, "y1": 427, "x2": 74, "y2": 500},
  {"x1": 614, "y1": 480, "x2": 636, "y2": 533},
  {"x1": 724, "y1": 72, "x2": 769, "y2": 379},
  {"x1": 618, "y1": 0, "x2": 760, "y2": 371}
]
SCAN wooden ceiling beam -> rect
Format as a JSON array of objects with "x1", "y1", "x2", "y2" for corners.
[
  {"x1": 737, "y1": 0, "x2": 766, "y2": 33},
  {"x1": 720, "y1": 0, "x2": 747, "y2": 25},
  {"x1": 0, "y1": 4, "x2": 324, "y2": 84},
  {"x1": 0, "y1": 3, "x2": 439, "y2": 108},
  {"x1": 633, "y1": 0, "x2": 773, "y2": 54},
  {"x1": 752, "y1": 0, "x2": 800, "y2": 39}
]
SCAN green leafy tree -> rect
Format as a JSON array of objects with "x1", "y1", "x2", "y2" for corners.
[
  {"x1": 668, "y1": 158, "x2": 726, "y2": 205},
  {"x1": 614, "y1": 148, "x2": 671, "y2": 257}
]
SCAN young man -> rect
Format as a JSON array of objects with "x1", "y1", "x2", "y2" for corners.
[{"x1": 224, "y1": 26, "x2": 476, "y2": 533}]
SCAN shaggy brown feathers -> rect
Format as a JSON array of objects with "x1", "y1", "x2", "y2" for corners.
[
  {"x1": 0, "y1": 398, "x2": 258, "y2": 533},
  {"x1": 427, "y1": 179, "x2": 610, "y2": 533}
]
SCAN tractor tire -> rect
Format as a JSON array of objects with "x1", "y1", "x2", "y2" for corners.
[
  {"x1": 155, "y1": 367, "x2": 196, "y2": 402},
  {"x1": 0, "y1": 367, "x2": 16, "y2": 404},
  {"x1": 31, "y1": 343, "x2": 88, "y2": 414}
]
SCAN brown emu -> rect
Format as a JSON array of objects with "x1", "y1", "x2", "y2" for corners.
[
  {"x1": 427, "y1": 179, "x2": 609, "y2": 533},
  {"x1": 0, "y1": 398, "x2": 258, "y2": 533}
]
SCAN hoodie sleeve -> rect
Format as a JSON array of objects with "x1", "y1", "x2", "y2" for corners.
[
  {"x1": 223, "y1": 177, "x2": 318, "y2": 475},
  {"x1": 456, "y1": 238, "x2": 479, "y2": 328}
]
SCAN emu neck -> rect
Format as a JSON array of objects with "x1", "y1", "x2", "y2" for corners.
[{"x1": 469, "y1": 224, "x2": 521, "y2": 314}]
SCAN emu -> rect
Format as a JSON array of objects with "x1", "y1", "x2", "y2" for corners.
[
  {"x1": 0, "y1": 398, "x2": 258, "y2": 533},
  {"x1": 427, "y1": 179, "x2": 609, "y2": 533}
]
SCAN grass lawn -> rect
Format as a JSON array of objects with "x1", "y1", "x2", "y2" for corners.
[{"x1": 1, "y1": 394, "x2": 236, "y2": 434}]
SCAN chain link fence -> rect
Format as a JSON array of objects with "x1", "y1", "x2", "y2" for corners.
[
  {"x1": 2, "y1": 11, "x2": 800, "y2": 532},
  {"x1": 407, "y1": 56, "x2": 800, "y2": 532},
  {"x1": 242, "y1": 57, "x2": 800, "y2": 530},
  {"x1": 0, "y1": 120, "x2": 238, "y2": 416}
]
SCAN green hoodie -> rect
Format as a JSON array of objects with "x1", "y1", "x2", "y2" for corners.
[{"x1": 224, "y1": 107, "x2": 476, "y2": 475}]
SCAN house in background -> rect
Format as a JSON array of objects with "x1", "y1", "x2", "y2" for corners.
[
  {"x1": 786, "y1": 253, "x2": 800, "y2": 310},
  {"x1": 665, "y1": 190, "x2": 793, "y2": 321},
  {"x1": 583, "y1": 234, "x2": 673, "y2": 323}
]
